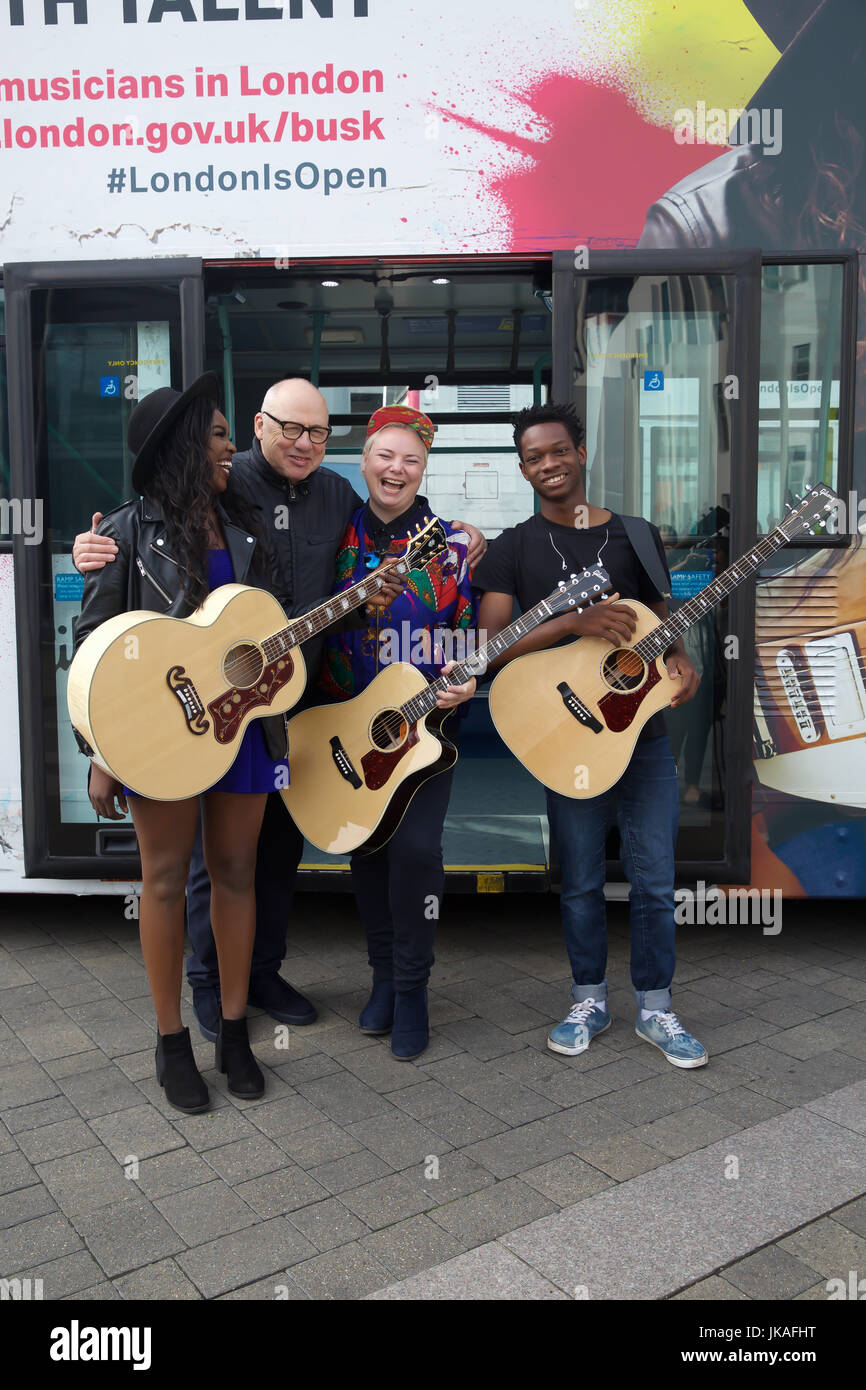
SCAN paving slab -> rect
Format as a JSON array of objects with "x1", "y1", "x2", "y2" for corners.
[
  {"x1": 367, "y1": 1242, "x2": 569, "y2": 1300},
  {"x1": 284, "y1": 1243, "x2": 392, "y2": 1301},
  {"x1": 113, "y1": 1257, "x2": 203, "y2": 1300},
  {"x1": 176, "y1": 1216, "x2": 316, "y2": 1298},
  {"x1": 339, "y1": 1172, "x2": 434, "y2": 1230},
  {"x1": 428, "y1": 1176, "x2": 558, "y2": 1248},
  {"x1": 232, "y1": 1165, "x2": 330, "y2": 1218},
  {"x1": 286, "y1": 1197, "x2": 369, "y2": 1252},
  {"x1": 74, "y1": 1195, "x2": 187, "y2": 1278},
  {"x1": 720, "y1": 1244, "x2": 824, "y2": 1299},
  {"x1": 501, "y1": 1097, "x2": 866, "y2": 1299},
  {"x1": 155, "y1": 1177, "x2": 259, "y2": 1244}
]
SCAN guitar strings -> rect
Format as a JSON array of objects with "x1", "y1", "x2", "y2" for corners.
[{"x1": 217, "y1": 525, "x2": 442, "y2": 692}]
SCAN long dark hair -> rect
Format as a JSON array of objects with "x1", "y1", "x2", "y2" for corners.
[{"x1": 145, "y1": 394, "x2": 271, "y2": 606}]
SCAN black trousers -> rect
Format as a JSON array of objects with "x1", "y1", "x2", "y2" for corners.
[
  {"x1": 349, "y1": 765, "x2": 454, "y2": 991},
  {"x1": 185, "y1": 791, "x2": 304, "y2": 988}
]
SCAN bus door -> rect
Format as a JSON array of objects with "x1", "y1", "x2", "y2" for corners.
[
  {"x1": 551, "y1": 249, "x2": 762, "y2": 883},
  {"x1": 5, "y1": 259, "x2": 204, "y2": 880}
]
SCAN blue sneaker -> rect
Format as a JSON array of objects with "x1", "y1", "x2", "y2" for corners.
[
  {"x1": 635, "y1": 1011, "x2": 708, "y2": 1068},
  {"x1": 547, "y1": 998, "x2": 611, "y2": 1056}
]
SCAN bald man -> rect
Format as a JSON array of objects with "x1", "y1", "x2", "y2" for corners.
[{"x1": 73, "y1": 378, "x2": 485, "y2": 1041}]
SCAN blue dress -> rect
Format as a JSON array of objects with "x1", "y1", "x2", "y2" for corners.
[{"x1": 124, "y1": 548, "x2": 289, "y2": 798}]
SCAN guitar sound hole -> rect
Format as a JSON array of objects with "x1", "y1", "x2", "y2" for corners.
[
  {"x1": 223, "y1": 643, "x2": 265, "y2": 689},
  {"x1": 370, "y1": 709, "x2": 408, "y2": 752},
  {"x1": 602, "y1": 648, "x2": 646, "y2": 692}
]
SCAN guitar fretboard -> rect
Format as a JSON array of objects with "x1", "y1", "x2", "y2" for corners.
[
  {"x1": 632, "y1": 491, "x2": 838, "y2": 662},
  {"x1": 400, "y1": 567, "x2": 609, "y2": 724},
  {"x1": 256, "y1": 527, "x2": 440, "y2": 662}
]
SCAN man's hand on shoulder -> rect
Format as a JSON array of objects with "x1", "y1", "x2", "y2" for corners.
[
  {"x1": 73, "y1": 513, "x2": 118, "y2": 573},
  {"x1": 452, "y1": 518, "x2": 486, "y2": 568}
]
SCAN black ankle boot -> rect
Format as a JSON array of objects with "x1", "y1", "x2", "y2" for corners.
[
  {"x1": 215, "y1": 1015, "x2": 264, "y2": 1098},
  {"x1": 359, "y1": 979, "x2": 396, "y2": 1035},
  {"x1": 155, "y1": 1026, "x2": 210, "y2": 1114},
  {"x1": 391, "y1": 985, "x2": 429, "y2": 1060}
]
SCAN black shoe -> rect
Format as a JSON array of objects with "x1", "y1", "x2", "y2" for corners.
[
  {"x1": 215, "y1": 1015, "x2": 265, "y2": 1099},
  {"x1": 391, "y1": 985, "x2": 429, "y2": 1061},
  {"x1": 155, "y1": 1027, "x2": 210, "y2": 1114},
  {"x1": 192, "y1": 983, "x2": 221, "y2": 1042},
  {"x1": 359, "y1": 980, "x2": 396, "y2": 1035},
  {"x1": 247, "y1": 973, "x2": 317, "y2": 1026}
]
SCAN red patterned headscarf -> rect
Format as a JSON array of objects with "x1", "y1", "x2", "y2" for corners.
[{"x1": 365, "y1": 405, "x2": 434, "y2": 452}]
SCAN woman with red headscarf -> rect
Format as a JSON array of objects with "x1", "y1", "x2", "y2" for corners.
[{"x1": 319, "y1": 406, "x2": 477, "y2": 1059}]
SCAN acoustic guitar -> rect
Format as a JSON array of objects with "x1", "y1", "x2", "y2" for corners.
[
  {"x1": 488, "y1": 485, "x2": 839, "y2": 800},
  {"x1": 67, "y1": 516, "x2": 448, "y2": 801},
  {"x1": 281, "y1": 564, "x2": 611, "y2": 855}
]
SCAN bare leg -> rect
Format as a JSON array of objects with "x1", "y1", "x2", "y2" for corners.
[
  {"x1": 128, "y1": 795, "x2": 200, "y2": 1035},
  {"x1": 201, "y1": 791, "x2": 267, "y2": 1020}
]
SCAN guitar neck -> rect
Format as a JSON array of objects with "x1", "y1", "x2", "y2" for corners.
[
  {"x1": 400, "y1": 590, "x2": 583, "y2": 725},
  {"x1": 259, "y1": 558, "x2": 411, "y2": 662},
  {"x1": 632, "y1": 524, "x2": 796, "y2": 662}
]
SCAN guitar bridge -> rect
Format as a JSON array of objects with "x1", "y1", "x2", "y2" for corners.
[
  {"x1": 167, "y1": 666, "x2": 209, "y2": 736},
  {"x1": 556, "y1": 681, "x2": 602, "y2": 733},
  {"x1": 330, "y1": 736, "x2": 361, "y2": 789}
]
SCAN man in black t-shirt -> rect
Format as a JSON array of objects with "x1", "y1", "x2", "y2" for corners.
[{"x1": 474, "y1": 403, "x2": 708, "y2": 1069}]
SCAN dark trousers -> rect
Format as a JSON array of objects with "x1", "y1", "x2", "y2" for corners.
[
  {"x1": 185, "y1": 791, "x2": 305, "y2": 988},
  {"x1": 350, "y1": 766, "x2": 454, "y2": 992}
]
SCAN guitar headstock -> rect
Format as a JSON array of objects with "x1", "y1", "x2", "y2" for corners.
[
  {"x1": 778, "y1": 483, "x2": 840, "y2": 541},
  {"x1": 549, "y1": 565, "x2": 612, "y2": 612},
  {"x1": 402, "y1": 516, "x2": 450, "y2": 570}
]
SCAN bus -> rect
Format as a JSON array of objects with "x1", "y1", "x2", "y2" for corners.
[{"x1": 0, "y1": 0, "x2": 863, "y2": 901}]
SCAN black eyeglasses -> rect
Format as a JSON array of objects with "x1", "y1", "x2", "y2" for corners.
[{"x1": 261, "y1": 411, "x2": 332, "y2": 444}]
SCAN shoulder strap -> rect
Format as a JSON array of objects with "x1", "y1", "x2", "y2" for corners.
[{"x1": 619, "y1": 514, "x2": 671, "y2": 599}]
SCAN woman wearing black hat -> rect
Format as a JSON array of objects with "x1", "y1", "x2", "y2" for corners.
[{"x1": 75, "y1": 374, "x2": 283, "y2": 1113}]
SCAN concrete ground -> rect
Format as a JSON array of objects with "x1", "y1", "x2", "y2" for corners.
[{"x1": 1, "y1": 892, "x2": 865, "y2": 1302}]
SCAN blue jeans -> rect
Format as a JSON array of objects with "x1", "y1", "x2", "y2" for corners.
[{"x1": 545, "y1": 734, "x2": 679, "y2": 1011}]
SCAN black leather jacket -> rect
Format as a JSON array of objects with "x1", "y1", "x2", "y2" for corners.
[
  {"x1": 73, "y1": 495, "x2": 288, "y2": 763},
  {"x1": 228, "y1": 440, "x2": 363, "y2": 681},
  {"x1": 637, "y1": 145, "x2": 782, "y2": 250}
]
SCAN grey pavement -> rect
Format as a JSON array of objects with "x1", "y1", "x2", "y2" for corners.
[{"x1": 0, "y1": 893, "x2": 864, "y2": 1301}]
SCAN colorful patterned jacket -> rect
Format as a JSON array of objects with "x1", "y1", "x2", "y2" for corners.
[{"x1": 320, "y1": 500, "x2": 476, "y2": 702}]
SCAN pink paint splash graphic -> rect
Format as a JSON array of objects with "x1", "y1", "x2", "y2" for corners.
[{"x1": 442, "y1": 75, "x2": 719, "y2": 250}]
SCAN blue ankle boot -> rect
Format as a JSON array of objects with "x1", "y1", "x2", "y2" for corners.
[
  {"x1": 391, "y1": 984, "x2": 429, "y2": 1060},
  {"x1": 359, "y1": 980, "x2": 396, "y2": 1035}
]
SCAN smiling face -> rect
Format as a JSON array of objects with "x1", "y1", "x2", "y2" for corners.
[
  {"x1": 253, "y1": 378, "x2": 330, "y2": 483},
  {"x1": 518, "y1": 422, "x2": 587, "y2": 505},
  {"x1": 362, "y1": 424, "x2": 427, "y2": 521},
  {"x1": 206, "y1": 409, "x2": 236, "y2": 494}
]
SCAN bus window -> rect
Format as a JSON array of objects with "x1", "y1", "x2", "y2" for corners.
[
  {"x1": 759, "y1": 263, "x2": 844, "y2": 533},
  {"x1": 25, "y1": 282, "x2": 185, "y2": 862}
]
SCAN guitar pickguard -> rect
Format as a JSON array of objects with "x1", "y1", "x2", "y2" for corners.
[
  {"x1": 208, "y1": 653, "x2": 295, "y2": 744},
  {"x1": 361, "y1": 725, "x2": 420, "y2": 790},
  {"x1": 598, "y1": 661, "x2": 661, "y2": 732}
]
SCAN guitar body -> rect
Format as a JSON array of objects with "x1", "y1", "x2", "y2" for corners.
[
  {"x1": 281, "y1": 663, "x2": 455, "y2": 855},
  {"x1": 68, "y1": 585, "x2": 306, "y2": 800},
  {"x1": 488, "y1": 600, "x2": 680, "y2": 799}
]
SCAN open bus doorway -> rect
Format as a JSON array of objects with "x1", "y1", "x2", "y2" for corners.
[{"x1": 202, "y1": 258, "x2": 555, "y2": 889}]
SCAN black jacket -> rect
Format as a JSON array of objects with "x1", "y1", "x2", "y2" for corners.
[
  {"x1": 73, "y1": 495, "x2": 288, "y2": 763},
  {"x1": 228, "y1": 440, "x2": 363, "y2": 681}
]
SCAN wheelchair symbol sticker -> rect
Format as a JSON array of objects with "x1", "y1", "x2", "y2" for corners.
[
  {"x1": 100, "y1": 376, "x2": 120, "y2": 397},
  {"x1": 643, "y1": 370, "x2": 664, "y2": 391}
]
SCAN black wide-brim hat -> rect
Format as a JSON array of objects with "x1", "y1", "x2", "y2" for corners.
[
  {"x1": 129, "y1": 372, "x2": 220, "y2": 493},
  {"x1": 741, "y1": 0, "x2": 860, "y2": 119}
]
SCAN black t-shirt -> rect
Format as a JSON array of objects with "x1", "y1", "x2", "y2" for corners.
[{"x1": 473, "y1": 511, "x2": 671, "y2": 740}]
